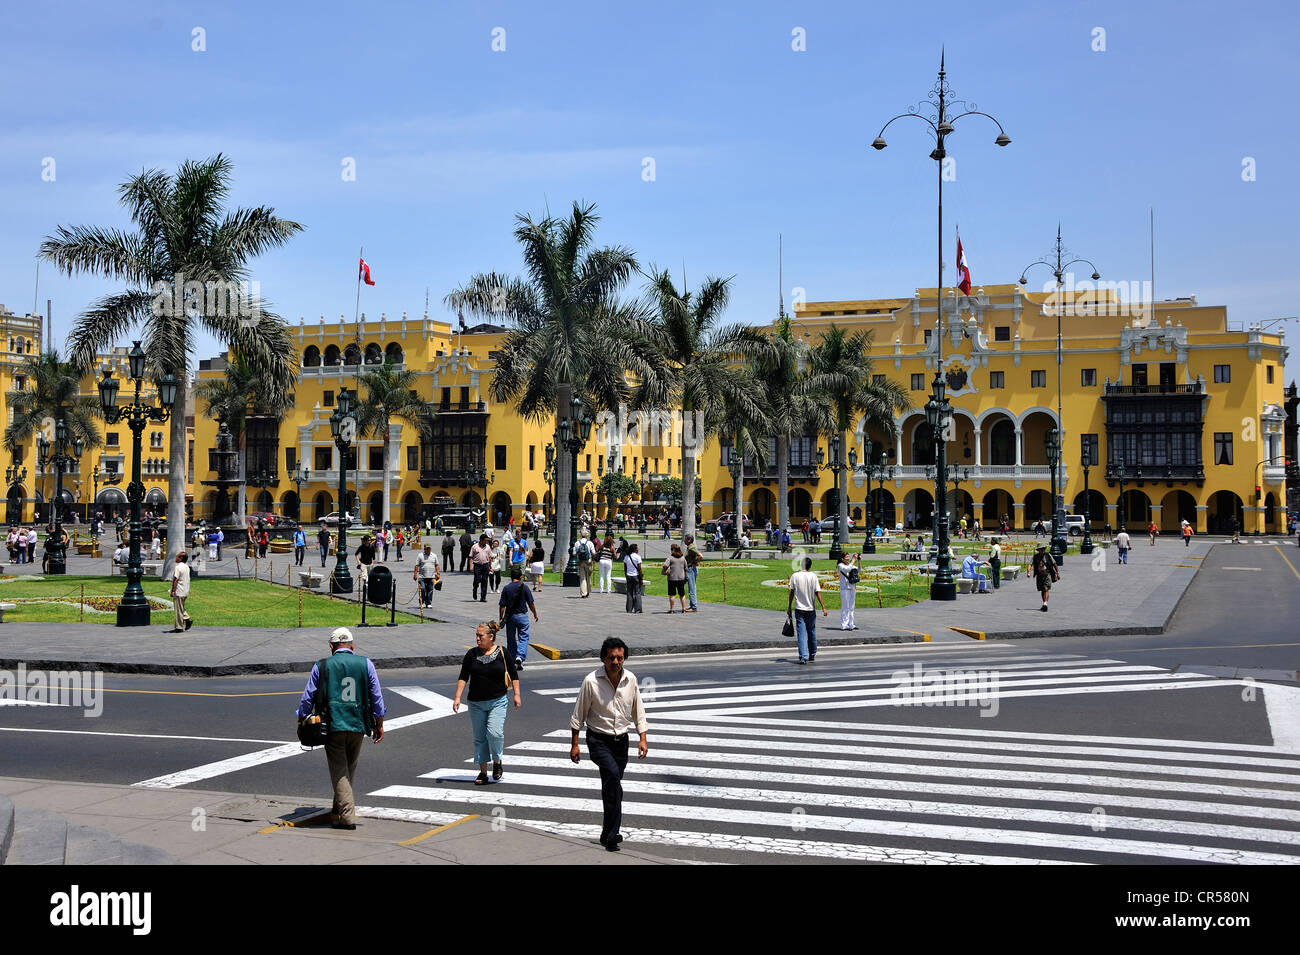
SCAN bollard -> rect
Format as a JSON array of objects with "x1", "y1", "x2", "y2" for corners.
[
  {"x1": 298, "y1": 584, "x2": 303, "y2": 628},
  {"x1": 387, "y1": 581, "x2": 397, "y2": 627},
  {"x1": 80, "y1": 583, "x2": 84, "y2": 622},
  {"x1": 722, "y1": 567, "x2": 727, "y2": 601}
]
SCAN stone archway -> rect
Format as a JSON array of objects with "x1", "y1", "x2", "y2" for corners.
[
  {"x1": 1160, "y1": 489, "x2": 1196, "y2": 532},
  {"x1": 787, "y1": 487, "x2": 812, "y2": 521},
  {"x1": 313, "y1": 490, "x2": 333, "y2": 521},
  {"x1": 1120, "y1": 489, "x2": 1152, "y2": 529}
]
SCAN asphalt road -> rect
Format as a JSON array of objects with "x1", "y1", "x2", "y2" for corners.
[{"x1": 2, "y1": 541, "x2": 1297, "y2": 864}]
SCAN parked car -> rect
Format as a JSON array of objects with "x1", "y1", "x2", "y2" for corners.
[
  {"x1": 1064, "y1": 514, "x2": 1087, "y2": 536},
  {"x1": 319, "y1": 511, "x2": 364, "y2": 528},
  {"x1": 815, "y1": 516, "x2": 857, "y2": 533}
]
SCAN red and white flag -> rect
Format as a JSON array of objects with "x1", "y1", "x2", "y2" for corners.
[
  {"x1": 956, "y1": 235, "x2": 972, "y2": 296},
  {"x1": 359, "y1": 257, "x2": 376, "y2": 286}
]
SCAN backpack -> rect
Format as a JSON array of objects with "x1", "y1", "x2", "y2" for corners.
[
  {"x1": 847, "y1": 566, "x2": 860, "y2": 585},
  {"x1": 576, "y1": 539, "x2": 592, "y2": 560}
]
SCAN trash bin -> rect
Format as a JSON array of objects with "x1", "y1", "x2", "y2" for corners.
[{"x1": 366, "y1": 564, "x2": 393, "y2": 605}]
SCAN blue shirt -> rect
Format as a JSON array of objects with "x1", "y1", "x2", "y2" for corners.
[
  {"x1": 510, "y1": 539, "x2": 528, "y2": 564},
  {"x1": 293, "y1": 530, "x2": 307, "y2": 546},
  {"x1": 295, "y1": 648, "x2": 387, "y2": 719},
  {"x1": 961, "y1": 555, "x2": 983, "y2": 578}
]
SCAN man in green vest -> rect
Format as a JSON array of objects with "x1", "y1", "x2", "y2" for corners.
[{"x1": 296, "y1": 627, "x2": 387, "y2": 830}]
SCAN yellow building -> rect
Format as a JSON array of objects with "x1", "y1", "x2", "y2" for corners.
[
  {"x1": 185, "y1": 286, "x2": 1291, "y2": 538},
  {"x1": 1, "y1": 304, "x2": 183, "y2": 525},
  {"x1": 768, "y1": 284, "x2": 1291, "y2": 535}
]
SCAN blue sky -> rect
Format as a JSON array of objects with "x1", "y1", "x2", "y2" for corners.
[{"x1": 2, "y1": 0, "x2": 1297, "y2": 385}]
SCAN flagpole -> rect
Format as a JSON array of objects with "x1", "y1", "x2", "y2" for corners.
[
  {"x1": 352, "y1": 245, "x2": 363, "y2": 522},
  {"x1": 355, "y1": 245, "x2": 363, "y2": 326}
]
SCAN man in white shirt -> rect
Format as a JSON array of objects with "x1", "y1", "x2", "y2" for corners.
[
  {"x1": 569, "y1": 637, "x2": 648, "y2": 851},
  {"x1": 786, "y1": 557, "x2": 827, "y2": 664},
  {"x1": 1115, "y1": 529, "x2": 1131, "y2": 564},
  {"x1": 169, "y1": 552, "x2": 192, "y2": 632},
  {"x1": 623, "y1": 543, "x2": 643, "y2": 614}
]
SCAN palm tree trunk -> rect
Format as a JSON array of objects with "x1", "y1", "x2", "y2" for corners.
[
  {"x1": 837, "y1": 427, "x2": 850, "y2": 547},
  {"x1": 381, "y1": 422, "x2": 392, "y2": 529},
  {"x1": 236, "y1": 441, "x2": 247, "y2": 525},
  {"x1": 777, "y1": 432, "x2": 790, "y2": 534},
  {"x1": 553, "y1": 383, "x2": 573, "y2": 573},
  {"x1": 165, "y1": 375, "x2": 188, "y2": 562},
  {"x1": 681, "y1": 402, "x2": 696, "y2": 544},
  {"x1": 733, "y1": 454, "x2": 744, "y2": 535}
]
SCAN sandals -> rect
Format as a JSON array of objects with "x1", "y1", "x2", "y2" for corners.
[
  {"x1": 492, "y1": 760, "x2": 503, "y2": 781},
  {"x1": 474, "y1": 771, "x2": 489, "y2": 785}
]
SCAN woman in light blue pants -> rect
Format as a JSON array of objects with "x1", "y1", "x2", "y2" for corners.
[{"x1": 452, "y1": 622, "x2": 522, "y2": 784}]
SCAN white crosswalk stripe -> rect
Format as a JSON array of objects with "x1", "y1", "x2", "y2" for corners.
[{"x1": 365, "y1": 649, "x2": 1300, "y2": 864}]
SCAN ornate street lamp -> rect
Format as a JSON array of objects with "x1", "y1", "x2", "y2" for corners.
[
  {"x1": 556, "y1": 396, "x2": 592, "y2": 586},
  {"x1": 543, "y1": 442, "x2": 555, "y2": 536},
  {"x1": 874, "y1": 53, "x2": 1008, "y2": 601},
  {"x1": 37, "y1": 419, "x2": 85, "y2": 574},
  {"x1": 97, "y1": 342, "x2": 177, "y2": 625},
  {"x1": 328, "y1": 386, "x2": 357, "y2": 593},
  {"x1": 922, "y1": 385, "x2": 956, "y2": 598},
  {"x1": 1115, "y1": 460, "x2": 1128, "y2": 532},
  {"x1": 638, "y1": 461, "x2": 649, "y2": 537},
  {"x1": 1045, "y1": 427, "x2": 1065, "y2": 560},
  {"x1": 816, "y1": 434, "x2": 848, "y2": 563},
  {"x1": 849, "y1": 440, "x2": 892, "y2": 554},
  {"x1": 289, "y1": 464, "x2": 310, "y2": 522},
  {"x1": 462, "y1": 464, "x2": 495, "y2": 532},
  {"x1": 725, "y1": 450, "x2": 742, "y2": 546},
  {"x1": 1080, "y1": 442, "x2": 1095, "y2": 555}
]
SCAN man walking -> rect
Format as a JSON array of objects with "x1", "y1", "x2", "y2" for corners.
[
  {"x1": 498, "y1": 564, "x2": 539, "y2": 671},
  {"x1": 293, "y1": 525, "x2": 307, "y2": 566},
  {"x1": 295, "y1": 628, "x2": 386, "y2": 830},
  {"x1": 458, "y1": 529, "x2": 473, "y2": 572},
  {"x1": 1115, "y1": 527, "x2": 1131, "y2": 564},
  {"x1": 684, "y1": 534, "x2": 703, "y2": 612},
  {"x1": 786, "y1": 557, "x2": 827, "y2": 664},
  {"x1": 168, "y1": 552, "x2": 192, "y2": 632},
  {"x1": 569, "y1": 637, "x2": 648, "y2": 852},
  {"x1": 355, "y1": 534, "x2": 377, "y2": 593},
  {"x1": 1031, "y1": 543, "x2": 1059, "y2": 612},
  {"x1": 317, "y1": 523, "x2": 331, "y2": 567},
  {"x1": 413, "y1": 543, "x2": 440, "y2": 608},
  {"x1": 623, "y1": 543, "x2": 643, "y2": 614},
  {"x1": 574, "y1": 531, "x2": 594, "y2": 597},
  {"x1": 470, "y1": 533, "x2": 493, "y2": 602},
  {"x1": 441, "y1": 530, "x2": 455, "y2": 572}
]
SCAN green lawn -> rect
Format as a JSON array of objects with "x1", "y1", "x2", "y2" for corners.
[
  {"x1": 0, "y1": 575, "x2": 424, "y2": 627},
  {"x1": 682, "y1": 559, "x2": 929, "y2": 611}
]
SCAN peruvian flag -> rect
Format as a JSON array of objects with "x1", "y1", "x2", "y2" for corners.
[
  {"x1": 956, "y1": 235, "x2": 972, "y2": 296},
  {"x1": 359, "y1": 257, "x2": 376, "y2": 286}
]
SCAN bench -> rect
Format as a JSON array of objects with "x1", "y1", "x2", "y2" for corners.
[
  {"x1": 298, "y1": 571, "x2": 324, "y2": 590},
  {"x1": 1002, "y1": 565, "x2": 1021, "y2": 581},
  {"x1": 0, "y1": 602, "x2": 15, "y2": 622},
  {"x1": 142, "y1": 561, "x2": 164, "y2": 578},
  {"x1": 899, "y1": 551, "x2": 926, "y2": 561},
  {"x1": 956, "y1": 578, "x2": 974, "y2": 595}
]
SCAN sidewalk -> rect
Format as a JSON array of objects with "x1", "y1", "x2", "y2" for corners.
[
  {"x1": 0, "y1": 536, "x2": 1240, "y2": 675},
  {"x1": 0, "y1": 776, "x2": 664, "y2": 865}
]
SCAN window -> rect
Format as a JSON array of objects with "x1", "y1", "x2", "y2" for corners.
[
  {"x1": 323, "y1": 390, "x2": 334, "y2": 407},
  {"x1": 1030, "y1": 370, "x2": 1046, "y2": 388},
  {"x1": 495, "y1": 445, "x2": 507, "y2": 470},
  {"x1": 989, "y1": 371, "x2": 1005, "y2": 389},
  {"x1": 150, "y1": 431, "x2": 164, "y2": 448},
  {"x1": 1081, "y1": 434, "x2": 1099, "y2": 467},
  {"x1": 1132, "y1": 364, "x2": 1148, "y2": 388},
  {"x1": 407, "y1": 446, "x2": 418, "y2": 470},
  {"x1": 314, "y1": 447, "x2": 332, "y2": 471},
  {"x1": 14, "y1": 375, "x2": 24, "y2": 390},
  {"x1": 368, "y1": 447, "x2": 383, "y2": 471},
  {"x1": 1214, "y1": 365, "x2": 1230, "y2": 383},
  {"x1": 285, "y1": 447, "x2": 297, "y2": 471},
  {"x1": 529, "y1": 446, "x2": 536, "y2": 470},
  {"x1": 459, "y1": 387, "x2": 470, "y2": 406},
  {"x1": 106, "y1": 433, "x2": 119, "y2": 447},
  {"x1": 923, "y1": 329, "x2": 932, "y2": 345},
  {"x1": 1080, "y1": 368, "x2": 1096, "y2": 387},
  {"x1": 1267, "y1": 365, "x2": 1274, "y2": 384},
  {"x1": 1214, "y1": 433, "x2": 1233, "y2": 466},
  {"x1": 440, "y1": 387, "x2": 451, "y2": 408},
  {"x1": 873, "y1": 374, "x2": 886, "y2": 387},
  {"x1": 994, "y1": 326, "x2": 1010, "y2": 342},
  {"x1": 345, "y1": 447, "x2": 357, "y2": 471},
  {"x1": 910, "y1": 374, "x2": 924, "y2": 390},
  {"x1": 586, "y1": 454, "x2": 592, "y2": 473}
]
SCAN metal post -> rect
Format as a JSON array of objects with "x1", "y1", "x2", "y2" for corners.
[{"x1": 1080, "y1": 460, "x2": 1095, "y2": 554}]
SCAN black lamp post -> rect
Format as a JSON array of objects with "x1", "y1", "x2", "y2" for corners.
[
  {"x1": 637, "y1": 461, "x2": 649, "y2": 537},
  {"x1": 543, "y1": 442, "x2": 556, "y2": 536},
  {"x1": 873, "y1": 54, "x2": 1008, "y2": 602},
  {"x1": 1045, "y1": 427, "x2": 1065, "y2": 561},
  {"x1": 725, "y1": 451, "x2": 741, "y2": 546},
  {"x1": 463, "y1": 465, "x2": 494, "y2": 532},
  {"x1": 923, "y1": 386, "x2": 957, "y2": 599},
  {"x1": 817, "y1": 435, "x2": 848, "y2": 563},
  {"x1": 37, "y1": 419, "x2": 84, "y2": 574},
  {"x1": 1020, "y1": 229, "x2": 1100, "y2": 567},
  {"x1": 1115, "y1": 460, "x2": 1128, "y2": 531},
  {"x1": 557, "y1": 396, "x2": 592, "y2": 586},
  {"x1": 1080, "y1": 446, "x2": 1095, "y2": 555},
  {"x1": 97, "y1": 341, "x2": 177, "y2": 626},
  {"x1": 290, "y1": 464, "x2": 310, "y2": 522},
  {"x1": 849, "y1": 440, "x2": 892, "y2": 555},
  {"x1": 328, "y1": 387, "x2": 357, "y2": 593},
  {"x1": 7, "y1": 465, "x2": 27, "y2": 525}
]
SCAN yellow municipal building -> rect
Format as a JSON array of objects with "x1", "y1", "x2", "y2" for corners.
[{"x1": 3, "y1": 283, "x2": 1296, "y2": 536}]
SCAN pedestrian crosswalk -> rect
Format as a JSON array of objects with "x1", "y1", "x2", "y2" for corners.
[{"x1": 365, "y1": 644, "x2": 1300, "y2": 864}]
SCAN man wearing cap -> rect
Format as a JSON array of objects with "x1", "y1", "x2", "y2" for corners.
[
  {"x1": 1030, "y1": 543, "x2": 1059, "y2": 613},
  {"x1": 296, "y1": 628, "x2": 387, "y2": 830}
]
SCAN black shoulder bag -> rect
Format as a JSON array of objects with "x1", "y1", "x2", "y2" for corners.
[{"x1": 297, "y1": 658, "x2": 330, "y2": 747}]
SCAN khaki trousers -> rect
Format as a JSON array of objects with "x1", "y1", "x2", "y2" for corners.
[
  {"x1": 325, "y1": 731, "x2": 365, "y2": 824},
  {"x1": 173, "y1": 595, "x2": 190, "y2": 631},
  {"x1": 578, "y1": 560, "x2": 592, "y2": 596}
]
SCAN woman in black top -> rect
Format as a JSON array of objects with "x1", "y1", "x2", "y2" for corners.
[{"x1": 452, "y1": 621, "x2": 521, "y2": 783}]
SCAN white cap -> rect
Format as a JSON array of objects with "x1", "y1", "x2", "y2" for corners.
[{"x1": 330, "y1": 627, "x2": 354, "y2": 644}]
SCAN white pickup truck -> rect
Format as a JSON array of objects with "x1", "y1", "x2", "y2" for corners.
[{"x1": 1064, "y1": 514, "x2": 1087, "y2": 536}]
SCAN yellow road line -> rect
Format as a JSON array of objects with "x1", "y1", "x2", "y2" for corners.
[
  {"x1": 102, "y1": 688, "x2": 300, "y2": 698},
  {"x1": 949, "y1": 627, "x2": 986, "y2": 641},
  {"x1": 531, "y1": 643, "x2": 562, "y2": 660},
  {"x1": 1274, "y1": 546, "x2": 1300, "y2": 583},
  {"x1": 398, "y1": 814, "x2": 480, "y2": 845}
]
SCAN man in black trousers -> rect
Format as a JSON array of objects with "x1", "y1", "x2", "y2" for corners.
[{"x1": 569, "y1": 637, "x2": 649, "y2": 851}]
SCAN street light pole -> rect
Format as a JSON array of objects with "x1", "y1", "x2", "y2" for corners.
[
  {"x1": 328, "y1": 387, "x2": 357, "y2": 594},
  {"x1": 873, "y1": 52, "x2": 1010, "y2": 601},
  {"x1": 817, "y1": 435, "x2": 847, "y2": 563},
  {"x1": 36, "y1": 419, "x2": 84, "y2": 575},
  {"x1": 97, "y1": 342, "x2": 177, "y2": 626},
  {"x1": 1080, "y1": 450, "x2": 1095, "y2": 555},
  {"x1": 1020, "y1": 228, "x2": 1101, "y2": 564},
  {"x1": 557, "y1": 397, "x2": 591, "y2": 586}
]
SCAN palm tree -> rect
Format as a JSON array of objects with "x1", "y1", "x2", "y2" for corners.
[
  {"x1": 633, "y1": 269, "x2": 761, "y2": 543},
  {"x1": 4, "y1": 351, "x2": 103, "y2": 522},
  {"x1": 193, "y1": 356, "x2": 294, "y2": 524},
  {"x1": 739, "y1": 314, "x2": 816, "y2": 535},
  {"x1": 354, "y1": 358, "x2": 432, "y2": 527},
  {"x1": 711, "y1": 368, "x2": 771, "y2": 537},
  {"x1": 804, "y1": 325, "x2": 910, "y2": 546},
  {"x1": 445, "y1": 201, "x2": 654, "y2": 571},
  {"x1": 39, "y1": 154, "x2": 302, "y2": 559}
]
